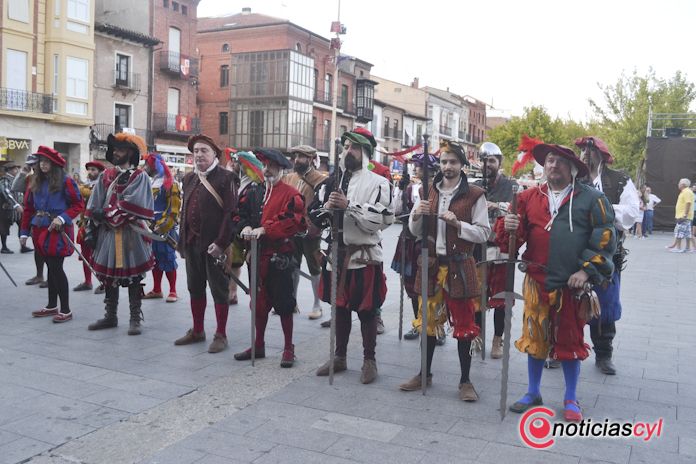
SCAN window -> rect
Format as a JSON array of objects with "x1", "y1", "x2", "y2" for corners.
[
  {"x1": 393, "y1": 119, "x2": 399, "y2": 139},
  {"x1": 181, "y1": 5, "x2": 187, "y2": 15},
  {"x1": 219, "y1": 112, "x2": 228, "y2": 135},
  {"x1": 383, "y1": 116, "x2": 390, "y2": 138},
  {"x1": 167, "y1": 87, "x2": 180, "y2": 115},
  {"x1": 115, "y1": 104, "x2": 131, "y2": 129},
  {"x1": 340, "y1": 84, "x2": 348, "y2": 108},
  {"x1": 222, "y1": 44, "x2": 230, "y2": 53},
  {"x1": 220, "y1": 65, "x2": 229, "y2": 87},
  {"x1": 67, "y1": 0, "x2": 89, "y2": 21},
  {"x1": 66, "y1": 56, "x2": 88, "y2": 115},
  {"x1": 115, "y1": 54, "x2": 130, "y2": 86},
  {"x1": 163, "y1": 0, "x2": 169, "y2": 7},
  {"x1": 66, "y1": 57, "x2": 88, "y2": 99},
  {"x1": 324, "y1": 73, "x2": 332, "y2": 100},
  {"x1": 53, "y1": 54, "x2": 59, "y2": 111},
  {"x1": 8, "y1": 0, "x2": 30, "y2": 23},
  {"x1": 172, "y1": 1, "x2": 179, "y2": 12}
]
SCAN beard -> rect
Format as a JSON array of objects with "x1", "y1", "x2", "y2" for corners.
[
  {"x1": 294, "y1": 162, "x2": 309, "y2": 174},
  {"x1": 87, "y1": 173, "x2": 99, "y2": 181},
  {"x1": 344, "y1": 155, "x2": 361, "y2": 172}
]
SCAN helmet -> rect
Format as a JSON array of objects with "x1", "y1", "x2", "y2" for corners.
[{"x1": 479, "y1": 142, "x2": 503, "y2": 160}]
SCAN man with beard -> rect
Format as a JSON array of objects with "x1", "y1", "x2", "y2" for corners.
[
  {"x1": 234, "y1": 149, "x2": 306, "y2": 367},
  {"x1": 73, "y1": 161, "x2": 106, "y2": 292},
  {"x1": 86, "y1": 133, "x2": 154, "y2": 335},
  {"x1": 175, "y1": 135, "x2": 236, "y2": 353},
  {"x1": 399, "y1": 141, "x2": 490, "y2": 401},
  {"x1": 281, "y1": 145, "x2": 327, "y2": 319},
  {"x1": 474, "y1": 142, "x2": 517, "y2": 359},
  {"x1": 310, "y1": 131, "x2": 394, "y2": 384},
  {"x1": 499, "y1": 143, "x2": 616, "y2": 421},
  {"x1": 576, "y1": 136, "x2": 640, "y2": 375}
]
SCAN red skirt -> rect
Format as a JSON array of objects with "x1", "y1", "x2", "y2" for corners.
[
  {"x1": 320, "y1": 263, "x2": 387, "y2": 312},
  {"x1": 32, "y1": 225, "x2": 75, "y2": 258}
]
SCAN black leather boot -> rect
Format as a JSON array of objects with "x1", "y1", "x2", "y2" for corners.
[
  {"x1": 127, "y1": 284, "x2": 143, "y2": 336},
  {"x1": 88, "y1": 286, "x2": 119, "y2": 330},
  {"x1": 591, "y1": 321, "x2": 616, "y2": 375}
]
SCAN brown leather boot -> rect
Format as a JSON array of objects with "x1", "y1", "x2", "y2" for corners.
[
  {"x1": 491, "y1": 336, "x2": 503, "y2": 359},
  {"x1": 315, "y1": 356, "x2": 347, "y2": 376},
  {"x1": 458, "y1": 382, "x2": 479, "y2": 402},
  {"x1": 207, "y1": 333, "x2": 228, "y2": 353},
  {"x1": 88, "y1": 287, "x2": 118, "y2": 330},
  {"x1": 360, "y1": 359, "x2": 378, "y2": 384},
  {"x1": 174, "y1": 329, "x2": 206, "y2": 345},
  {"x1": 399, "y1": 374, "x2": 432, "y2": 391}
]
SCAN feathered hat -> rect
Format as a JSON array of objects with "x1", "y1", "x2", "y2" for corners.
[
  {"x1": 142, "y1": 153, "x2": 174, "y2": 190},
  {"x1": 106, "y1": 133, "x2": 147, "y2": 166}
]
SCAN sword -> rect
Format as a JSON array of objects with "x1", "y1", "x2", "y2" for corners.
[
  {"x1": 492, "y1": 184, "x2": 524, "y2": 420},
  {"x1": 212, "y1": 254, "x2": 250, "y2": 294},
  {"x1": 0, "y1": 258, "x2": 17, "y2": 287},
  {"x1": 129, "y1": 223, "x2": 177, "y2": 248},
  {"x1": 420, "y1": 134, "x2": 430, "y2": 395},
  {"x1": 61, "y1": 230, "x2": 102, "y2": 284}
]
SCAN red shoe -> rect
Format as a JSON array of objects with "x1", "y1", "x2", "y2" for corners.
[
  {"x1": 143, "y1": 291, "x2": 163, "y2": 299},
  {"x1": 32, "y1": 307, "x2": 58, "y2": 318},
  {"x1": 563, "y1": 400, "x2": 583, "y2": 422},
  {"x1": 280, "y1": 345, "x2": 295, "y2": 368},
  {"x1": 165, "y1": 292, "x2": 178, "y2": 303},
  {"x1": 53, "y1": 312, "x2": 73, "y2": 323}
]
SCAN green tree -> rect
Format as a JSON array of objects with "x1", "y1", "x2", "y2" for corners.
[
  {"x1": 487, "y1": 106, "x2": 587, "y2": 174},
  {"x1": 589, "y1": 69, "x2": 696, "y2": 176}
]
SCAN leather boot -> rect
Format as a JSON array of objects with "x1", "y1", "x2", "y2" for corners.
[
  {"x1": 127, "y1": 284, "x2": 143, "y2": 336},
  {"x1": 491, "y1": 336, "x2": 503, "y2": 359},
  {"x1": 88, "y1": 286, "x2": 119, "y2": 330},
  {"x1": 316, "y1": 356, "x2": 347, "y2": 376},
  {"x1": 591, "y1": 321, "x2": 617, "y2": 375}
]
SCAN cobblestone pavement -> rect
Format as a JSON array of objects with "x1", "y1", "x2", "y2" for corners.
[{"x1": 0, "y1": 229, "x2": 694, "y2": 464}]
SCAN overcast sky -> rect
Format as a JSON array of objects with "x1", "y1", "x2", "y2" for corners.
[{"x1": 198, "y1": 0, "x2": 696, "y2": 121}]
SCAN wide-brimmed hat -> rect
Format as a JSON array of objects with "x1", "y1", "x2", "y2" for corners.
[
  {"x1": 236, "y1": 151, "x2": 264, "y2": 183},
  {"x1": 25, "y1": 154, "x2": 39, "y2": 165},
  {"x1": 254, "y1": 148, "x2": 292, "y2": 169},
  {"x1": 340, "y1": 131, "x2": 374, "y2": 158},
  {"x1": 532, "y1": 143, "x2": 589, "y2": 178},
  {"x1": 106, "y1": 133, "x2": 146, "y2": 166},
  {"x1": 2, "y1": 162, "x2": 21, "y2": 171},
  {"x1": 33, "y1": 145, "x2": 66, "y2": 168},
  {"x1": 188, "y1": 134, "x2": 222, "y2": 158},
  {"x1": 574, "y1": 136, "x2": 614, "y2": 164},
  {"x1": 85, "y1": 160, "x2": 106, "y2": 171},
  {"x1": 439, "y1": 139, "x2": 469, "y2": 166},
  {"x1": 288, "y1": 145, "x2": 318, "y2": 158}
]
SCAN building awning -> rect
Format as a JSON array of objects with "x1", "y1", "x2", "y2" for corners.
[{"x1": 156, "y1": 144, "x2": 190, "y2": 154}]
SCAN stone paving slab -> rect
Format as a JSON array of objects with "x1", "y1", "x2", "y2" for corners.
[{"x1": 0, "y1": 231, "x2": 693, "y2": 463}]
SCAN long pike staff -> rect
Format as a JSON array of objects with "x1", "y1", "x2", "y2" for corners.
[
  {"x1": 478, "y1": 156, "x2": 489, "y2": 360},
  {"x1": 328, "y1": 137, "x2": 343, "y2": 385},
  {"x1": 420, "y1": 134, "x2": 430, "y2": 395},
  {"x1": 496, "y1": 184, "x2": 521, "y2": 419},
  {"x1": 249, "y1": 236, "x2": 259, "y2": 366},
  {"x1": 398, "y1": 159, "x2": 409, "y2": 340}
]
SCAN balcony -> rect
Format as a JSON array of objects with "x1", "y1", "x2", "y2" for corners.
[
  {"x1": 0, "y1": 88, "x2": 55, "y2": 114},
  {"x1": 153, "y1": 113, "x2": 200, "y2": 137},
  {"x1": 112, "y1": 71, "x2": 141, "y2": 92},
  {"x1": 158, "y1": 50, "x2": 199, "y2": 79},
  {"x1": 458, "y1": 130, "x2": 467, "y2": 141},
  {"x1": 90, "y1": 123, "x2": 150, "y2": 146},
  {"x1": 337, "y1": 97, "x2": 354, "y2": 115},
  {"x1": 356, "y1": 106, "x2": 373, "y2": 123},
  {"x1": 314, "y1": 90, "x2": 333, "y2": 106},
  {"x1": 439, "y1": 125, "x2": 452, "y2": 137}
]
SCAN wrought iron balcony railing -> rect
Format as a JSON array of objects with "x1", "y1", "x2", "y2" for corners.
[
  {"x1": 158, "y1": 51, "x2": 199, "y2": 79},
  {"x1": 0, "y1": 88, "x2": 55, "y2": 114},
  {"x1": 152, "y1": 113, "x2": 200, "y2": 136}
]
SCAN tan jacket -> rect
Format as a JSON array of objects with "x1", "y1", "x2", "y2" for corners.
[{"x1": 282, "y1": 168, "x2": 327, "y2": 213}]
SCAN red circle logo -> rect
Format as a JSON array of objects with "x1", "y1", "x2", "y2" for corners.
[{"x1": 519, "y1": 407, "x2": 556, "y2": 449}]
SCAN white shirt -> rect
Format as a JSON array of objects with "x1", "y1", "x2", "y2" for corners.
[
  {"x1": 408, "y1": 179, "x2": 490, "y2": 256},
  {"x1": 646, "y1": 193, "x2": 661, "y2": 211},
  {"x1": 592, "y1": 167, "x2": 641, "y2": 232}
]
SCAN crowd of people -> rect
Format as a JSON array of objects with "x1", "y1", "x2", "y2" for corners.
[{"x1": 1, "y1": 130, "x2": 688, "y2": 423}]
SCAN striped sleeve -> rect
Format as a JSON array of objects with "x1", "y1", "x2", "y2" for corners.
[
  {"x1": 154, "y1": 183, "x2": 181, "y2": 234},
  {"x1": 59, "y1": 177, "x2": 85, "y2": 225},
  {"x1": 579, "y1": 194, "x2": 617, "y2": 284}
]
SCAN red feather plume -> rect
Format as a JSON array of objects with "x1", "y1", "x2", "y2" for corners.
[{"x1": 511, "y1": 135, "x2": 544, "y2": 175}]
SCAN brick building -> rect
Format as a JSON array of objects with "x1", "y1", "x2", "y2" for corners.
[{"x1": 197, "y1": 8, "x2": 375, "y2": 168}]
